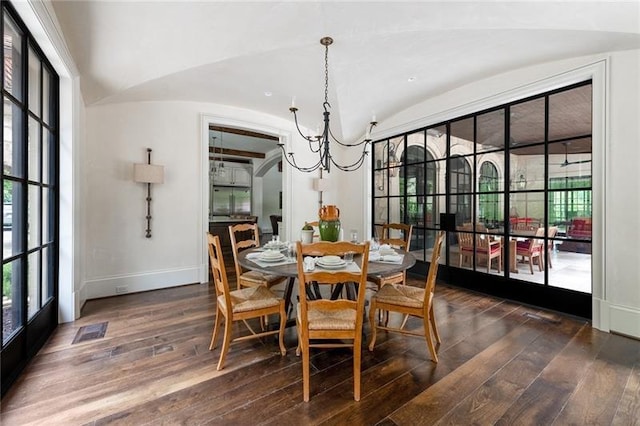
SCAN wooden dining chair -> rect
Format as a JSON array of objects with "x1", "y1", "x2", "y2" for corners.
[
  {"x1": 457, "y1": 228, "x2": 501, "y2": 273},
  {"x1": 206, "y1": 233, "x2": 286, "y2": 370},
  {"x1": 516, "y1": 226, "x2": 546, "y2": 274},
  {"x1": 369, "y1": 223, "x2": 413, "y2": 290},
  {"x1": 368, "y1": 231, "x2": 445, "y2": 363},
  {"x1": 546, "y1": 226, "x2": 559, "y2": 269},
  {"x1": 229, "y1": 223, "x2": 287, "y2": 290},
  {"x1": 295, "y1": 240, "x2": 370, "y2": 402}
]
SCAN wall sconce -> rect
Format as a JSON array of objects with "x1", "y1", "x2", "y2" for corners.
[
  {"x1": 313, "y1": 175, "x2": 328, "y2": 207},
  {"x1": 375, "y1": 141, "x2": 401, "y2": 179},
  {"x1": 134, "y1": 148, "x2": 164, "y2": 238}
]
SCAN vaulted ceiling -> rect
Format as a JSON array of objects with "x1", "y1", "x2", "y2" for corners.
[{"x1": 51, "y1": 1, "x2": 640, "y2": 143}]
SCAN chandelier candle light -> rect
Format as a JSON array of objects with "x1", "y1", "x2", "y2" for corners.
[{"x1": 280, "y1": 36, "x2": 377, "y2": 173}]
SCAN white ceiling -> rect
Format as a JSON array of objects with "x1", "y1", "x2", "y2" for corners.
[{"x1": 51, "y1": 1, "x2": 640, "y2": 144}]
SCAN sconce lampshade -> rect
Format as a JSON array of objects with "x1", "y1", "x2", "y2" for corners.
[
  {"x1": 134, "y1": 164, "x2": 165, "y2": 184},
  {"x1": 313, "y1": 178, "x2": 328, "y2": 192}
]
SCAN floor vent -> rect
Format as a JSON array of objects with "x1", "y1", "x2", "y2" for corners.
[
  {"x1": 72, "y1": 322, "x2": 108, "y2": 344},
  {"x1": 523, "y1": 312, "x2": 561, "y2": 324}
]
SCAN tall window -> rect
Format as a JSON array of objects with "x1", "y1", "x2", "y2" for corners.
[
  {"x1": 450, "y1": 156, "x2": 472, "y2": 226},
  {"x1": 2, "y1": 2, "x2": 59, "y2": 394},
  {"x1": 479, "y1": 162, "x2": 499, "y2": 227}
]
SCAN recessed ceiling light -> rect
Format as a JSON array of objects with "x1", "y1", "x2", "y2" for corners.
[
  {"x1": 264, "y1": 91, "x2": 272, "y2": 97},
  {"x1": 407, "y1": 77, "x2": 416, "y2": 82}
]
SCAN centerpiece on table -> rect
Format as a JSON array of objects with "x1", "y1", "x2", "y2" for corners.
[{"x1": 318, "y1": 205, "x2": 341, "y2": 242}]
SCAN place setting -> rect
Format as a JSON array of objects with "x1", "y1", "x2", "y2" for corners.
[
  {"x1": 246, "y1": 247, "x2": 296, "y2": 267},
  {"x1": 304, "y1": 253, "x2": 360, "y2": 273},
  {"x1": 369, "y1": 244, "x2": 404, "y2": 264}
]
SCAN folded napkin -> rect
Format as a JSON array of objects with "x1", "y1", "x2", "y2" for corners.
[
  {"x1": 246, "y1": 252, "x2": 262, "y2": 260},
  {"x1": 370, "y1": 253, "x2": 404, "y2": 264}
]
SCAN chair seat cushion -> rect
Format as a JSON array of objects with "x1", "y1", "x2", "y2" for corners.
[
  {"x1": 461, "y1": 244, "x2": 500, "y2": 255},
  {"x1": 240, "y1": 270, "x2": 285, "y2": 287},
  {"x1": 370, "y1": 271, "x2": 404, "y2": 286},
  {"x1": 296, "y1": 303, "x2": 356, "y2": 330},
  {"x1": 219, "y1": 286, "x2": 280, "y2": 314},
  {"x1": 373, "y1": 284, "x2": 425, "y2": 309}
]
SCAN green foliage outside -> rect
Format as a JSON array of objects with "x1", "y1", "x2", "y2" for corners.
[
  {"x1": 3, "y1": 263, "x2": 11, "y2": 299},
  {"x1": 3, "y1": 179, "x2": 11, "y2": 203}
]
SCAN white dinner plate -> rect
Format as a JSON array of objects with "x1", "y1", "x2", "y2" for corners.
[
  {"x1": 259, "y1": 254, "x2": 285, "y2": 262},
  {"x1": 320, "y1": 255, "x2": 342, "y2": 264},
  {"x1": 317, "y1": 261, "x2": 347, "y2": 270},
  {"x1": 317, "y1": 259, "x2": 346, "y2": 269}
]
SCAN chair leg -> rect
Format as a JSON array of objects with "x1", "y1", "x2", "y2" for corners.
[
  {"x1": 528, "y1": 256, "x2": 534, "y2": 274},
  {"x1": 368, "y1": 300, "x2": 378, "y2": 351},
  {"x1": 424, "y1": 315, "x2": 438, "y2": 363},
  {"x1": 277, "y1": 305, "x2": 286, "y2": 356},
  {"x1": 429, "y1": 305, "x2": 441, "y2": 343},
  {"x1": 302, "y1": 338, "x2": 310, "y2": 402},
  {"x1": 217, "y1": 315, "x2": 233, "y2": 370},
  {"x1": 547, "y1": 249, "x2": 553, "y2": 268},
  {"x1": 209, "y1": 309, "x2": 222, "y2": 350},
  {"x1": 353, "y1": 336, "x2": 362, "y2": 401}
]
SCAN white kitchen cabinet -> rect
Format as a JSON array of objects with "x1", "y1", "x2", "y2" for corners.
[{"x1": 210, "y1": 161, "x2": 252, "y2": 186}]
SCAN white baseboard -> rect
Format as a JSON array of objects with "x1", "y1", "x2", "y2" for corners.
[
  {"x1": 609, "y1": 304, "x2": 640, "y2": 339},
  {"x1": 82, "y1": 267, "x2": 202, "y2": 300}
]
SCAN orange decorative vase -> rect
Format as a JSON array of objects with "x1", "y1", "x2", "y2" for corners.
[{"x1": 319, "y1": 205, "x2": 341, "y2": 242}]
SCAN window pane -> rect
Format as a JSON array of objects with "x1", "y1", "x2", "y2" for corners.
[
  {"x1": 548, "y1": 138, "x2": 592, "y2": 183},
  {"x1": 27, "y1": 251, "x2": 39, "y2": 319},
  {"x1": 406, "y1": 196, "x2": 423, "y2": 228},
  {"x1": 42, "y1": 246, "x2": 53, "y2": 303},
  {"x1": 42, "y1": 127, "x2": 51, "y2": 184},
  {"x1": 510, "y1": 98, "x2": 545, "y2": 147},
  {"x1": 373, "y1": 198, "x2": 388, "y2": 229},
  {"x1": 2, "y1": 258, "x2": 23, "y2": 342},
  {"x1": 510, "y1": 145, "x2": 545, "y2": 191},
  {"x1": 42, "y1": 187, "x2": 50, "y2": 244},
  {"x1": 479, "y1": 193, "x2": 505, "y2": 231},
  {"x1": 478, "y1": 161, "x2": 500, "y2": 193},
  {"x1": 450, "y1": 118, "x2": 474, "y2": 154},
  {"x1": 405, "y1": 164, "x2": 424, "y2": 196},
  {"x1": 28, "y1": 46, "x2": 41, "y2": 117},
  {"x1": 374, "y1": 169, "x2": 388, "y2": 197},
  {"x1": 3, "y1": 180, "x2": 23, "y2": 259},
  {"x1": 389, "y1": 196, "x2": 402, "y2": 224},
  {"x1": 4, "y1": 97, "x2": 25, "y2": 177},
  {"x1": 29, "y1": 116, "x2": 41, "y2": 182},
  {"x1": 449, "y1": 155, "x2": 472, "y2": 194},
  {"x1": 28, "y1": 184, "x2": 40, "y2": 249},
  {"x1": 427, "y1": 126, "x2": 447, "y2": 160},
  {"x1": 477, "y1": 109, "x2": 505, "y2": 152},
  {"x1": 3, "y1": 15, "x2": 23, "y2": 101},
  {"x1": 43, "y1": 67, "x2": 50, "y2": 125},
  {"x1": 549, "y1": 84, "x2": 592, "y2": 140},
  {"x1": 510, "y1": 192, "x2": 545, "y2": 236},
  {"x1": 405, "y1": 131, "x2": 425, "y2": 164}
]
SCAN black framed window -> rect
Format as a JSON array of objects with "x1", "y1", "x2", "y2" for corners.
[{"x1": 2, "y1": 2, "x2": 59, "y2": 395}]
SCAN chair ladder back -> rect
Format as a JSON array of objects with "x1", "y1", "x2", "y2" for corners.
[
  {"x1": 381, "y1": 223, "x2": 413, "y2": 252},
  {"x1": 229, "y1": 223, "x2": 261, "y2": 284},
  {"x1": 424, "y1": 231, "x2": 445, "y2": 300},
  {"x1": 207, "y1": 234, "x2": 232, "y2": 306}
]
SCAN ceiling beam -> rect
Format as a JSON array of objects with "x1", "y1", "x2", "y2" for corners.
[
  {"x1": 209, "y1": 125, "x2": 279, "y2": 141},
  {"x1": 209, "y1": 146, "x2": 265, "y2": 159}
]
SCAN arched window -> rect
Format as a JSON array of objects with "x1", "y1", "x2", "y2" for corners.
[
  {"x1": 479, "y1": 162, "x2": 500, "y2": 226},
  {"x1": 450, "y1": 156, "x2": 472, "y2": 225}
]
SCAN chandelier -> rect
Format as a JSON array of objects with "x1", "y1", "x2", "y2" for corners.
[{"x1": 278, "y1": 37, "x2": 377, "y2": 173}]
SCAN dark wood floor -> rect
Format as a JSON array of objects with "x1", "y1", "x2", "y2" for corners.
[{"x1": 2, "y1": 275, "x2": 639, "y2": 425}]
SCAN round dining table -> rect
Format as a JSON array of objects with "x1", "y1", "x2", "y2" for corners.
[{"x1": 237, "y1": 246, "x2": 417, "y2": 319}]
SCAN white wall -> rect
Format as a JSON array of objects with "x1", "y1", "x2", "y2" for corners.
[{"x1": 80, "y1": 102, "x2": 320, "y2": 299}]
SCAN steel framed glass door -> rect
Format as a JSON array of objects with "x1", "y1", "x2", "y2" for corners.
[{"x1": 2, "y1": 3, "x2": 59, "y2": 396}]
